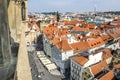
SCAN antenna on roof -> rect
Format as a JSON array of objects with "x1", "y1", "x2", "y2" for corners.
[
  {"x1": 94, "y1": 4, "x2": 97, "y2": 17},
  {"x1": 94, "y1": 4, "x2": 96, "y2": 13},
  {"x1": 56, "y1": 11, "x2": 60, "y2": 22}
]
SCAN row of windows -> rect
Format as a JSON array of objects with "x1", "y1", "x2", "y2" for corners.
[
  {"x1": 72, "y1": 69, "x2": 81, "y2": 76},
  {"x1": 83, "y1": 72, "x2": 91, "y2": 79},
  {"x1": 91, "y1": 41, "x2": 101, "y2": 47},
  {"x1": 72, "y1": 74, "x2": 80, "y2": 80},
  {"x1": 72, "y1": 62, "x2": 81, "y2": 70}
]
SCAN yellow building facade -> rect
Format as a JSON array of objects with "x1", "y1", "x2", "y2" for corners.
[
  {"x1": 8, "y1": 0, "x2": 28, "y2": 42},
  {"x1": 0, "y1": 0, "x2": 28, "y2": 80}
]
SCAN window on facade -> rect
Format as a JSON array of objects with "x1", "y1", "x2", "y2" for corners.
[
  {"x1": 72, "y1": 74, "x2": 75, "y2": 79},
  {"x1": 72, "y1": 78, "x2": 75, "y2": 80},
  {"x1": 76, "y1": 70, "x2": 78, "y2": 75},
  {"x1": 72, "y1": 63, "x2": 74, "y2": 67},
  {"x1": 0, "y1": 36, "x2": 3, "y2": 65},
  {"x1": 84, "y1": 78, "x2": 86, "y2": 80},
  {"x1": 87, "y1": 75, "x2": 91, "y2": 78},
  {"x1": 21, "y1": 2, "x2": 26, "y2": 21},
  {"x1": 79, "y1": 67, "x2": 81, "y2": 71},
  {"x1": 71, "y1": 69, "x2": 74, "y2": 72},
  {"x1": 94, "y1": 43, "x2": 96, "y2": 45},
  {"x1": 97, "y1": 42, "x2": 99, "y2": 44},
  {"x1": 76, "y1": 65, "x2": 78, "y2": 69},
  {"x1": 84, "y1": 72, "x2": 87, "y2": 75},
  {"x1": 76, "y1": 77, "x2": 79, "y2": 80}
]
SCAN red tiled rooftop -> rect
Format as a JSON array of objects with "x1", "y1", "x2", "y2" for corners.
[
  {"x1": 102, "y1": 21, "x2": 110, "y2": 25},
  {"x1": 99, "y1": 70, "x2": 114, "y2": 80},
  {"x1": 88, "y1": 37, "x2": 105, "y2": 49},
  {"x1": 56, "y1": 40, "x2": 72, "y2": 52},
  {"x1": 43, "y1": 25, "x2": 59, "y2": 40},
  {"x1": 43, "y1": 26, "x2": 52, "y2": 34},
  {"x1": 94, "y1": 48, "x2": 112, "y2": 60},
  {"x1": 34, "y1": 24, "x2": 40, "y2": 31},
  {"x1": 72, "y1": 56, "x2": 88, "y2": 66},
  {"x1": 61, "y1": 35, "x2": 67, "y2": 40},
  {"x1": 52, "y1": 37, "x2": 60, "y2": 45},
  {"x1": 60, "y1": 28, "x2": 69, "y2": 35},
  {"x1": 48, "y1": 24, "x2": 54, "y2": 27},
  {"x1": 47, "y1": 34, "x2": 54, "y2": 40},
  {"x1": 112, "y1": 19, "x2": 120, "y2": 23},
  {"x1": 90, "y1": 29, "x2": 102, "y2": 34},
  {"x1": 107, "y1": 29, "x2": 119, "y2": 39},
  {"x1": 72, "y1": 26, "x2": 89, "y2": 32},
  {"x1": 57, "y1": 29, "x2": 69, "y2": 37},
  {"x1": 64, "y1": 20, "x2": 82, "y2": 26},
  {"x1": 100, "y1": 35, "x2": 112, "y2": 43},
  {"x1": 70, "y1": 41, "x2": 90, "y2": 53},
  {"x1": 86, "y1": 23, "x2": 96, "y2": 29},
  {"x1": 81, "y1": 36, "x2": 97, "y2": 42},
  {"x1": 90, "y1": 60, "x2": 109, "y2": 76},
  {"x1": 102, "y1": 48, "x2": 112, "y2": 60},
  {"x1": 101, "y1": 22, "x2": 120, "y2": 29}
]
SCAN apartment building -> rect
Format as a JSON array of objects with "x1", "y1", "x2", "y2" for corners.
[
  {"x1": 42, "y1": 19, "x2": 120, "y2": 76},
  {"x1": 71, "y1": 48, "x2": 113, "y2": 80}
]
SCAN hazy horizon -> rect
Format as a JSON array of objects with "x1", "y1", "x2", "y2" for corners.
[{"x1": 28, "y1": 0, "x2": 120, "y2": 13}]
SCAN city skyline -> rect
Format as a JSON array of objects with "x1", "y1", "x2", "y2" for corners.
[
  {"x1": 28, "y1": 0, "x2": 120, "y2": 12},
  {"x1": 1, "y1": 0, "x2": 120, "y2": 80}
]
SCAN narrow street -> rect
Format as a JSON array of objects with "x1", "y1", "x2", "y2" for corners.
[{"x1": 27, "y1": 44, "x2": 61, "y2": 80}]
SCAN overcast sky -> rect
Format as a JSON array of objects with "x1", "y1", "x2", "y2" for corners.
[{"x1": 28, "y1": 0, "x2": 120, "y2": 12}]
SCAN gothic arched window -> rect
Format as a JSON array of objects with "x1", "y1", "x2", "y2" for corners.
[{"x1": 21, "y1": 2, "x2": 26, "y2": 21}]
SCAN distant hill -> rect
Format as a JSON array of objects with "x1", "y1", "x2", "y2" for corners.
[{"x1": 104, "y1": 11, "x2": 120, "y2": 15}]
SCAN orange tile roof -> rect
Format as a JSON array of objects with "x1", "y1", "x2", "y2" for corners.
[
  {"x1": 100, "y1": 35, "x2": 112, "y2": 43},
  {"x1": 102, "y1": 21, "x2": 110, "y2": 25},
  {"x1": 115, "y1": 28, "x2": 120, "y2": 36},
  {"x1": 102, "y1": 48, "x2": 112, "y2": 60},
  {"x1": 60, "y1": 28, "x2": 69, "y2": 35},
  {"x1": 47, "y1": 34, "x2": 54, "y2": 40},
  {"x1": 28, "y1": 20, "x2": 36, "y2": 27},
  {"x1": 100, "y1": 23, "x2": 120, "y2": 29},
  {"x1": 48, "y1": 24, "x2": 54, "y2": 27},
  {"x1": 52, "y1": 26, "x2": 59, "y2": 32},
  {"x1": 61, "y1": 35, "x2": 67, "y2": 40},
  {"x1": 72, "y1": 26, "x2": 89, "y2": 32},
  {"x1": 100, "y1": 25, "x2": 105, "y2": 28},
  {"x1": 56, "y1": 40, "x2": 72, "y2": 52},
  {"x1": 99, "y1": 70, "x2": 114, "y2": 80},
  {"x1": 90, "y1": 60, "x2": 109, "y2": 76},
  {"x1": 86, "y1": 23, "x2": 96, "y2": 29},
  {"x1": 112, "y1": 19, "x2": 120, "y2": 23},
  {"x1": 28, "y1": 20, "x2": 40, "y2": 31},
  {"x1": 57, "y1": 31, "x2": 62, "y2": 37},
  {"x1": 56, "y1": 29, "x2": 69, "y2": 37},
  {"x1": 72, "y1": 56, "x2": 88, "y2": 66},
  {"x1": 52, "y1": 37, "x2": 60, "y2": 45},
  {"x1": 34, "y1": 24, "x2": 40, "y2": 31},
  {"x1": 28, "y1": 22, "x2": 33, "y2": 28},
  {"x1": 43, "y1": 27, "x2": 51, "y2": 34},
  {"x1": 70, "y1": 41, "x2": 90, "y2": 53},
  {"x1": 88, "y1": 37, "x2": 105, "y2": 49},
  {"x1": 90, "y1": 29, "x2": 102, "y2": 34},
  {"x1": 81, "y1": 36, "x2": 97, "y2": 42},
  {"x1": 107, "y1": 29, "x2": 119, "y2": 39},
  {"x1": 93, "y1": 48, "x2": 112, "y2": 60},
  {"x1": 43, "y1": 25, "x2": 59, "y2": 40},
  {"x1": 64, "y1": 20, "x2": 82, "y2": 26}
]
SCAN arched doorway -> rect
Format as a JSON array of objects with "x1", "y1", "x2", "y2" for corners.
[{"x1": 21, "y1": 2, "x2": 26, "y2": 21}]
